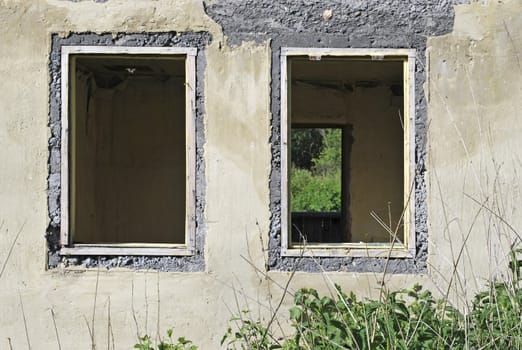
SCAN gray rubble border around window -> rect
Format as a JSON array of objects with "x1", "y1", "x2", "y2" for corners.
[{"x1": 47, "y1": 32, "x2": 210, "y2": 271}]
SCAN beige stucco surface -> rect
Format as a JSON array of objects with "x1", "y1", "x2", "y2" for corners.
[
  {"x1": 0, "y1": 0, "x2": 521, "y2": 348},
  {"x1": 427, "y1": 0, "x2": 522, "y2": 308}
]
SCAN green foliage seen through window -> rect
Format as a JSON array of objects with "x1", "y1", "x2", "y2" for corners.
[{"x1": 290, "y1": 128, "x2": 342, "y2": 212}]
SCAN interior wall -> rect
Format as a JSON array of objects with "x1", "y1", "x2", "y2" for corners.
[
  {"x1": 72, "y1": 68, "x2": 97, "y2": 243},
  {"x1": 73, "y1": 70, "x2": 186, "y2": 244},
  {"x1": 291, "y1": 64, "x2": 404, "y2": 243}
]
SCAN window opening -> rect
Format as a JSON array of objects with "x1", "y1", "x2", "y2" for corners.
[
  {"x1": 290, "y1": 126, "x2": 353, "y2": 243},
  {"x1": 280, "y1": 48, "x2": 415, "y2": 257},
  {"x1": 60, "y1": 46, "x2": 197, "y2": 256}
]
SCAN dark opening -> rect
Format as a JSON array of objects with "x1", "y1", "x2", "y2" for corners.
[{"x1": 70, "y1": 54, "x2": 187, "y2": 244}]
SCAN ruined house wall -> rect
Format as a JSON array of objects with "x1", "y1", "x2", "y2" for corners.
[
  {"x1": 427, "y1": 1, "x2": 522, "y2": 307},
  {"x1": 204, "y1": 0, "x2": 465, "y2": 272},
  {"x1": 0, "y1": 0, "x2": 521, "y2": 348}
]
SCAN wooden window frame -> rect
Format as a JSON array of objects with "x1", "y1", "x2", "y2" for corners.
[
  {"x1": 280, "y1": 47, "x2": 416, "y2": 258},
  {"x1": 59, "y1": 46, "x2": 197, "y2": 256}
]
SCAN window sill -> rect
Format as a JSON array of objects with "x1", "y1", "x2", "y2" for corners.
[
  {"x1": 282, "y1": 243, "x2": 414, "y2": 258},
  {"x1": 60, "y1": 244, "x2": 194, "y2": 256}
]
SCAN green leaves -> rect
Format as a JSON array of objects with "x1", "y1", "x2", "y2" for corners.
[
  {"x1": 134, "y1": 328, "x2": 198, "y2": 350},
  {"x1": 141, "y1": 250, "x2": 522, "y2": 350},
  {"x1": 134, "y1": 335, "x2": 153, "y2": 350},
  {"x1": 283, "y1": 285, "x2": 470, "y2": 350},
  {"x1": 221, "y1": 312, "x2": 281, "y2": 350},
  {"x1": 223, "y1": 282, "x2": 496, "y2": 350},
  {"x1": 290, "y1": 128, "x2": 342, "y2": 212},
  {"x1": 290, "y1": 167, "x2": 341, "y2": 212},
  {"x1": 468, "y1": 279, "x2": 522, "y2": 348}
]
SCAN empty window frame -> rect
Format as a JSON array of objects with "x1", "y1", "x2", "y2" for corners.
[
  {"x1": 280, "y1": 48, "x2": 416, "y2": 257},
  {"x1": 290, "y1": 125, "x2": 349, "y2": 243},
  {"x1": 59, "y1": 46, "x2": 196, "y2": 256}
]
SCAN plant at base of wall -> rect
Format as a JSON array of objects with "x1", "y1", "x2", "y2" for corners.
[
  {"x1": 132, "y1": 249, "x2": 522, "y2": 349},
  {"x1": 221, "y1": 248, "x2": 522, "y2": 350},
  {"x1": 134, "y1": 328, "x2": 197, "y2": 350},
  {"x1": 222, "y1": 284, "x2": 464, "y2": 350},
  {"x1": 287, "y1": 284, "x2": 464, "y2": 349},
  {"x1": 466, "y1": 247, "x2": 522, "y2": 349}
]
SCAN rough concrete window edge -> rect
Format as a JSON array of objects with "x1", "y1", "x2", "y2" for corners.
[
  {"x1": 59, "y1": 45, "x2": 197, "y2": 257},
  {"x1": 268, "y1": 43, "x2": 429, "y2": 274},
  {"x1": 47, "y1": 32, "x2": 210, "y2": 271},
  {"x1": 279, "y1": 47, "x2": 416, "y2": 260}
]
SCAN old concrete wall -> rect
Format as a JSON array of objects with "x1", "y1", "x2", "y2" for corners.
[
  {"x1": 0, "y1": 0, "x2": 521, "y2": 348},
  {"x1": 427, "y1": 0, "x2": 522, "y2": 307}
]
